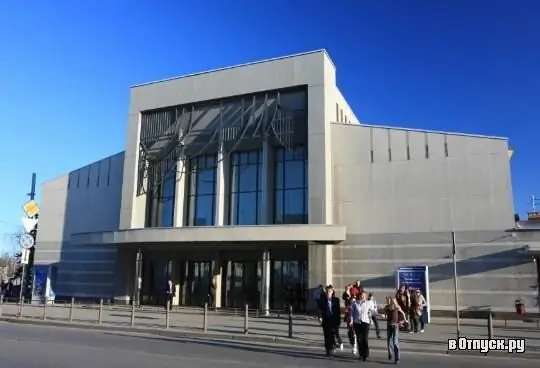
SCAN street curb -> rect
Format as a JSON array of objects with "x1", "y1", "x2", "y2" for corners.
[
  {"x1": 0, "y1": 317, "x2": 308, "y2": 346},
  {"x1": 2, "y1": 317, "x2": 539, "y2": 360}
]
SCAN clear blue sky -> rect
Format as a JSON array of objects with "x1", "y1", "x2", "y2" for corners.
[{"x1": 1, "y1": 1, "x2": 538, "y2": 251}]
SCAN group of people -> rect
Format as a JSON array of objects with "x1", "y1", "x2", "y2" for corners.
[{"x1": 316, "y1": 280, "x2": 427, "y2": 364}]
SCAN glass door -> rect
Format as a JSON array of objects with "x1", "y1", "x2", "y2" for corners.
[
  {"x1": 270, "y1": 260, "x2": 308, "y2": 312},
  {"x1": 186, "y1": 261, "x2": 211, "y2": 306},
  {"x1": 225, "y1": 262, "x2": 260, "y2": 309}
]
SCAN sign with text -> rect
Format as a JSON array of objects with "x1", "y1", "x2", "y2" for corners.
[
  {"x1": 396, "y1": 265, "x2": 431, "y2": 323},
  {"x1": 21, "y1": 248, "x2": 30, "y2": 265}
]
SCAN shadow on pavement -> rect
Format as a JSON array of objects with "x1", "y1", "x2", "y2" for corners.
[{"x1": 103, "y1": 333, "x2": 366, "y2": 363}]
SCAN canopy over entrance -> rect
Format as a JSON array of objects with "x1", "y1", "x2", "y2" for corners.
[{"x1": 70, "y1": 224, "x2": 346, "y2": 247}]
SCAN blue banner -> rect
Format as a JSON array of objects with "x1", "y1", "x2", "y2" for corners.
[
  {"x1": 396, "y1": 266, "x2": 431, "y2": 323},
  {"x1": 32, "y1": 265, "x2": 48, "y2": 303}
]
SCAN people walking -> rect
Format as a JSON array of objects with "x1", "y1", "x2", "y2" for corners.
[
  {"x1": 349, "y1": 291, "x2": 377, "y2": 361},
  {"x1": 342, "y1": 285, "x2": 357, "y2": 355},
  {"x1": 410, "y1": 289, "x2": 427, "y2": 333},
  {"x1": 351, "y1": 280, "x2": 364, "y2": 299},
  {"x1": 317, "y1": 285, "x2": 342, "y2": 356},
  {"x1": 395, "y1": 284, "x2": 410, "y2": 331},
  {"x1": 385, "y1": 296, "x2": 407, "y2": 364},
  {"x1": 165, "y1": 277, "x2": 174, "y2": 310},
  {"x1": 368, "y1": 293, "x2": 381, "y2": 339}
]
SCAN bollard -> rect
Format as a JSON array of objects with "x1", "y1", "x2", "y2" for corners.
[
  {"x1": 98, "y1": 299, "x2": 103, "y2": 324},
  {"x1": 288, "y1": 304, "x2": 293, "y2": 338},
  {"x1": 18, "y1": 298, "x2": 23, "y2": 318},
  {"x1": 244, "y1": 304, "x2": 249, "y2": 335},
  {"x1": 130, "y1": 302, "x2": 136, "y2": 327},
  {"x1": 69, "y1": 297, "x2": 74, "y2": 322},
  {"x1": 41, "y1": 298, "x2": 48, "y2": 320},
  {"x1": 203, "y1": 302, "x2": 208, "y2": 333},
  {"x1": 165, "y1": 301, "x2": 170, "y2": 329},
  {"x1": 487, "y1": 311, "x2": 494, "y2": 339}
]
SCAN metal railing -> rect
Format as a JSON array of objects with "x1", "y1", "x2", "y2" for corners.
[{"x1": 0, "y1": 298, "x2": 297, "y2": 339}]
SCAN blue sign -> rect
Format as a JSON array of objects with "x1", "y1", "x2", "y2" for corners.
[
  {"x1": 396, "y1": 266, "x2": 431, "y2": 323},
  {"x1": 32, "y1": 265, "x2": 49, "y2": 304}
]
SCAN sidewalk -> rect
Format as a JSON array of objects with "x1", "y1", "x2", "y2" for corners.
[{"x1": 1, "y1": 302, "x2": 539, "y2": 354}]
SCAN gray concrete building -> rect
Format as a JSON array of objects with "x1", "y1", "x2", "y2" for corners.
[{"x1": 34, "y1": 50, "x2": 539, "y2": 314}]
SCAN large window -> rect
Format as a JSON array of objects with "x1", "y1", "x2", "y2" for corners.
[
  {"x1": 145, "y1": 167, "x2": 176, "y2": 228},
  {"x1": 229, "y1": 150, "x2": 263, "y2": 225},
  {"x1": 274, "y1": 146, "x2": 308, "y2": 224},
  {"x1": 187, "y1": 155, "x2": 217, "y2": 226}
]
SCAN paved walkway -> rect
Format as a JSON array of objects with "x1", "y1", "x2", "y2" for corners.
[{"x1": 1, "y1": 302, "x2": 539, "y2": 353}]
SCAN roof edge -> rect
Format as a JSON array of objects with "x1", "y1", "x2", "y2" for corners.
[
  {"x1": 331, "y1": 122, "x2": 508, "y2": 141},
  {"x1": 131, "y1": 49, "x2": 331, "y2": 88}
]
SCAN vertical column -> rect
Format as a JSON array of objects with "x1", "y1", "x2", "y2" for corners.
[
  {"x1": 212, "y1": 254, "x2": 223, "y2": 308},
  {"x1": 261, "y1": 249, "x2": 271, "y2": 316},
  {"x1": 214, "y1": 142, "x2": 227, "y2": 226},
  {"x1": 133, "y1": 249, "x2": 143, "y2": 306},
  {"x1": 171, "y1": 259, "x2": 181, "y2": 307},
  {"x1": 307, "y1": 57, "x2": 336, "y2": 290},
  {"x1": 174, "y1": 158, "x2": 187, "y2": 227}
]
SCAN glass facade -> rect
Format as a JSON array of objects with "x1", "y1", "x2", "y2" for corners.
[
  {"x1": 187, "y1": 155, "x2": 217, "y2": 226},
  {"x1": 229, "y1": 150, "x2": 263, "y2": 225},
  {"x1": 145, "y1": 168, "x2": 176, "y2": 227},
  {"x1": 274, "y1": 146, "x2": 308, "y2": 224}
]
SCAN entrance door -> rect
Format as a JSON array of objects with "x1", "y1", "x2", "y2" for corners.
[
  {"x1": 225, "y1": 261, "x2": 259, "y2": 308},
  {"x1": 186, "y1": 261, "x2": 211, "y2": 306},
  {"x1": 270, "y1": 260, "x2": 308, "y2": 312}
]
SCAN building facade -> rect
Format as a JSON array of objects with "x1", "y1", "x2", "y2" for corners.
[{"x1": 35, "y1": 50, "x2": 539, "y2": 314}]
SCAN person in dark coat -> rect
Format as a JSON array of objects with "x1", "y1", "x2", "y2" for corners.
[{"x1": 318, "y1": 285, "x2": 343, "y2": 356}]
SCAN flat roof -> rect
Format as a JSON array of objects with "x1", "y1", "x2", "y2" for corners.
[
  {"x1": 131, "y1": 49, "x2": 333, "y2": 88},
  {"x1": 332, "y1": 122, "x2": 508, "y2": 141}
]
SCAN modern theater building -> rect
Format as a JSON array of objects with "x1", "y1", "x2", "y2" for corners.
[{"x1": 35, "y1": 50, "x2": 540, "y2": 314}]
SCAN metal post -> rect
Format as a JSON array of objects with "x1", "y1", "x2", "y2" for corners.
[
  {"x1": 165, "y1": 301, "x2": 170, "y2": 329},
  {"x1": 130, "y1": 302, "x2": 135, "y2": 327},
  {"x1": 18, "y1": 264, "x2": 26, "y2": 307},
  {"x1": 288, "y1": 304, "x2": 293, "y2": 338},
  {"x1": 244, "y1": 304, "x2": 249, "y2": 335},
  {"x1": 17, "y1": 269, "x2": 25, "y2": 318},
  {"x1": 98, "y1": 299, "x2": 103, "y2": 324},
  {"x1": 41, "y1": 297, "x2": 47, "y2": 320},
  {"x1": 452, "y1": 231, "x2": 461, "y2": 339},
  {"x1": 69, "y1": 297, "x2": 74, "y2": 322},
  {"x1": 203, "y1": 302, "x2": 208, "y2": 332},
  {"x1": 487, "y1": 311, "x2": 494, "y2": 339}
]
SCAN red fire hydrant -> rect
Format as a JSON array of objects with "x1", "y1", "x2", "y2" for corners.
[{"x1": 515, "y1": 299, "x2": 525, "y2": 316}]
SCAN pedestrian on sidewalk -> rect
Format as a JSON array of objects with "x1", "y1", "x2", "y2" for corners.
[
  {"x1": 342, "y1": 285, "x2": 357, "y2": 355},
  {"x1": 395, "y1": 284, "x2": 410, "y2": 331},
  {"x1": 385, "y1": 296, "x2": 407, "y2": 364},
  {"x1": 317, "y1": 285, "x2": 342, "y2": 356},
  {"x1": 368, "y1": 293, "x2": 382, "y2": 339},
  {"x1": 165, "y1": 277, "x2": 174, "y2": 311},
  {"x1": 349, "y1": 291, "x2": 377, "y2": 362},
  {"x1": 412, "y1": 289, "x2": 427, "y2": 333}
]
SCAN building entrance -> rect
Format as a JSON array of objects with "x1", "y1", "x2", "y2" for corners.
[
  {"x1": 139, "y1": 247, "x2": 308, "y2": 311},
  {"x1": 223, "y1": 261, "x2": 260, "y2": 309},
  {"x1": 271, "y1": 260, "x2": 308, "y2": 312},
  {"x1": 184, "y1": 261, "x2": 212, "y2": 306}
]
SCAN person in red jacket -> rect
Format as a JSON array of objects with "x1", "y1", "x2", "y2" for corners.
[{"x1": 350, "y1": 280, "x2": 364, "y2": 299}]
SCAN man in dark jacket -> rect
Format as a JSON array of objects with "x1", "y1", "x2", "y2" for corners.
[{"x1": 318, "y1": 285, "x2": 342, "y2": 356}]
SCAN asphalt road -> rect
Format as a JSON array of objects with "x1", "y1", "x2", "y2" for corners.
[{"x1": 0, "y1": 323, "x2": 535, "y2": 368}]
